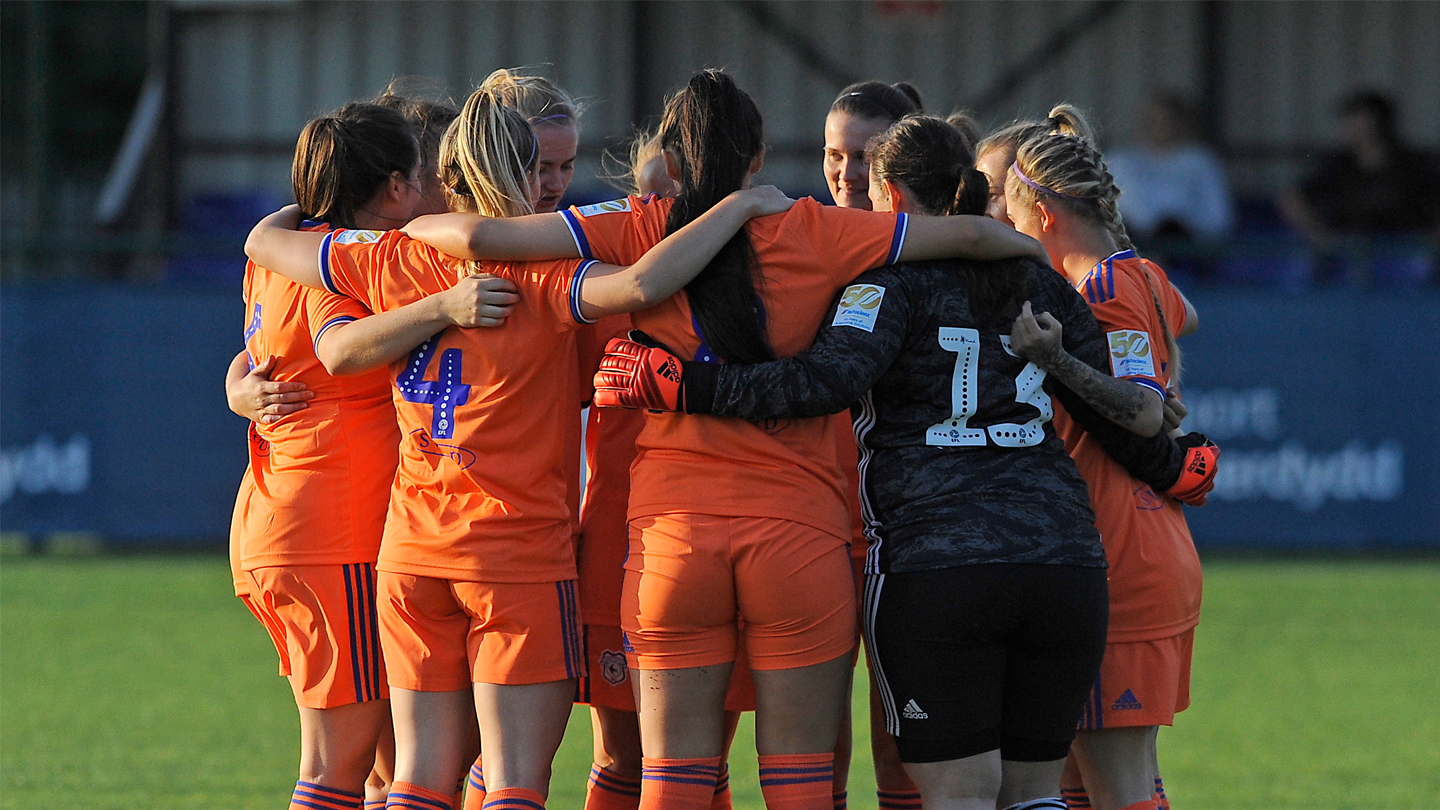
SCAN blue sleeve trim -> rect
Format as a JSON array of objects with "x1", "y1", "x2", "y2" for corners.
[
  {"x1": 570, "y1": 260, "x2": 600, "y2": 325},
  {"x1": 886, "y1": 213, "x2": 909, "y2": 265},
  {"x1": 1130, "y1": 377, "x2": 1168, "y2": 400},
  {"x1": 312, "y1": 315, "x2": 357, "y2": 353},
  {"x1": 318, "y1": 232, "x2": 338, "y2": 294},
  {"x1": 560, "y1": 209, "x2": 593, "y2": 259}
]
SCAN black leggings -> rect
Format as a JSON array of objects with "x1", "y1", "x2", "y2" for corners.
[{"x1": 863, "y1": 563, "x2": 1108, "y2": 763}]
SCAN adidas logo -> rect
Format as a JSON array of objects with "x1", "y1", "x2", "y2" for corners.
[
  {"x1": 657, "y1": 357, "x2": 681, "y2": 382},
  {"x1": 901, "y1": 699, "x2": 929, "y2": 720},
  {"x1": 1111, "y1": 689, "x2": 1143, "y2": 711}
]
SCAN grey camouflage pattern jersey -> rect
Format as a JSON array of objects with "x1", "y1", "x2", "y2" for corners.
[{"x1": 692, "y1": 258, "x2": 1186, "y2": 573}]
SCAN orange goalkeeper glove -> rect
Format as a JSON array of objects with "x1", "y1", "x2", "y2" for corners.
[
  {"x1": 1166, "y1": 433, "x2": 1220, "y2": 506},
  {"x1": 593, "y1": 330, "x2": 686, "y2": 411}
]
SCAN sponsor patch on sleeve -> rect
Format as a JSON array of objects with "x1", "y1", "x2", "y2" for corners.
[
  {"x1": 575, "y1": 198, "x2": 633, "y2": 217},
  {"x1": 1107, "y1": 329, "x2": 1156, "y2": 378},
  {"x1": 832, "y1": 284, "x2": 886, "y2": 332},
  {"x1": 332, "y1": 229, "x2": 384, "y2": 245}
]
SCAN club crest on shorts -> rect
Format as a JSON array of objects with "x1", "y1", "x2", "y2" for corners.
[
  {"x1": 833, "y1": 284, "x2": 886, "y2": 332},
  {"x1": 599, "y1": 650, "x2": 629, "y2": 686}
]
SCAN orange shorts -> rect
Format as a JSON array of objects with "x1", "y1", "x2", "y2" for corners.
[
  {"x1": 242, "y1": 564, "x2": 387, "y2": 709},
  {"x1": 1078, "y1": 629, "x2": 1195, "y2": 730},
  {"x1": 576, "y1": 623, "x2": 757, "y2": 712},
  {"x1": 621, "y1": 514, "x2": 856, "y2": 671},
  {"x1": 377, "y1": 573, "x2": 584, "y2": 691}
]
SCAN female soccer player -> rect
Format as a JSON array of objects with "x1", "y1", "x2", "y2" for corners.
[
  {"x1": 824, "y1": 81, "x2": 924, "y2": 209},
  {"x1": 820, "y1": 78, "x2": 931, "y2": 810},
  {"x1": 591, "y1": 114, "x2": 1213, "y2": 810},
  {"x1": 230, "y1": 101, "x2": 522, "y2": 810},
  {"x1": 244, "y1": 84, "x2": 796, "y2": 810},
  {"x1": 402, "y1": 69, "x2": 1050, "y2": 810},
  {"x1": 1003, "y1": 108, "x2": 1205, "y2": 810}
]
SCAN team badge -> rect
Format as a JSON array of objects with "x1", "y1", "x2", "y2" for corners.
[
  {"x1": 1106, "y1": 330, "x2": 1156, "y2": 378},
  {"x1": 832, "y1": 284, "x2": 886, "y2": 332},
  {"x1": 599, "y1": 650, "x2": 629, "y2": 686},
  {"x1": 332, "y1": 229, "x2": 383, "y2": 245},
  {"x1": 576, "y1": 198, "x2": 633, "y2": 217}
]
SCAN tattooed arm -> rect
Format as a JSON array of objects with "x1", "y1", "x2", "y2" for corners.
[{"x1": 1010, "y1": 300, "x2": 1164, "y2": 437}]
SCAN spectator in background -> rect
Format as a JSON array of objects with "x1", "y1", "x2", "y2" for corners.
[
  {"x1": 1107, "y1": 90, "x2": 1234, "y2": 250},
  {"x1": 1279, "y1": 91, "x2": 1440, "y2": 255}
]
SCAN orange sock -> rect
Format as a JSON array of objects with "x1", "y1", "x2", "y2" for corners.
[
  {"x1": 586, "y1": 764, "x2": 642, "y2": 810},
  {"x1": 481, "y1": 787, "x2": 546, "y2": 810},
  {"x1": 386, "y1": 781, "x2": 454, "y2": 810},
  {"x1": 292, "y1": 781, "x2": 363, "y2": 810},
  {"x1": 710, "y1": 763, "x2": 732, "y2": 810},
  {"x1": 757, "y1": 753, "x2": 834, "y2": 810},
  {"x1": 1116, "y1": 801, "x2": 1161, "y2": 810},
  {"x1": 639, "y1": 756, "x2": 721, "y2": 810},
  {"x1": 1154, "y1": 777, "x2": 1169, "y2": 810},
  {"x1": 1060, "y1": 786, "x2": 1092, "y2": 809},
  {"x1": 461, "y1": 759, "x2": 487, "y2": 810},
  {"x1": 365, "y1": 800, "x2": 388, "y2": 810},
  {"x1": 831, "y1": 790, "x2": 846, "y2": 810}
]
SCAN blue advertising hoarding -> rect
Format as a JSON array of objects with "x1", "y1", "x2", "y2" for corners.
[{"x1": 2, "y1": 285, "x2": 1437, "y2": 549}]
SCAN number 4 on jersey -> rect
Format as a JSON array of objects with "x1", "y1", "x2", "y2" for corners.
[
  {"x1": 396, "y1": 332, "x2": 470, "y2": 439},
  {"x1": 925, "y1": 327, "x2": 1053, "y2": 448}
]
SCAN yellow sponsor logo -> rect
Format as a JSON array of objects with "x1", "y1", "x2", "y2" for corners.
[
  {"x1": 840, "y1": 284, "x2": 885, "y2": 310},
  {"x1": 1108, "y1": 330, "x2": 1151, "y2": 359}
]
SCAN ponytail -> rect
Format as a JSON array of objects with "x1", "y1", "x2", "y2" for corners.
[
  {"x1": 439, "y1": 86, "x2": 537, "y2": 218},
  {"x1": 659, "y1": 69, "x2": 771, "y2": 365},
  {"x1": 291, "y1": 103, "x2": 418, "y2": 229}
]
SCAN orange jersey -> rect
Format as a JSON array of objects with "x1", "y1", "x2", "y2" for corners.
[
  {"x1": 561, "y1": 195, "x2": 908, "y2": 540},
  {"x1": 1052, "y1": 250, "x2": 1202, "y2": 642},
  {"x1": 320, "y1": 228, "x2": 595, "y2": 582},
  {"x1": 575, "y1": 314, "x2": 644, "y2": 624},
  {"x1": 234, "y1": 223, "x2": 399, "y2": 570}
]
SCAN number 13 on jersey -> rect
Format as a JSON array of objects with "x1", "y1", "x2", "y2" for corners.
[{"x1": 925, "y1": 327, "x2": 1053, "y2": 448}]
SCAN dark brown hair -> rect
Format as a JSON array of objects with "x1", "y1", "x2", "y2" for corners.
[
  {"x1": 830, "y1": 80, "x2": 923, "y2": 124},
  {"x1": 659, "y1": 70, "x2": 771, "y2": 365},
  {"x1": 291, "y1": 102, "x2": 418, "y2": 229},
  {"x1": 374, "y1": 85, "x2": 459, "y2": 170}
]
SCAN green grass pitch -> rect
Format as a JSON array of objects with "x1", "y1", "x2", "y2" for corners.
[{"x1": 3, "y1": 556, "x2": 1438, "y2": 809}]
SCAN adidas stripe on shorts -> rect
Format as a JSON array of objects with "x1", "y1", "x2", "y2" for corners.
[{"x1": 864, "y1": 563, "x2": 1108, "y2": 763}]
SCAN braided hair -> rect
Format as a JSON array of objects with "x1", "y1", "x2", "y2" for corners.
[{"x1": 1007, "y1": 104, "x2": 1131, "y2": 251}]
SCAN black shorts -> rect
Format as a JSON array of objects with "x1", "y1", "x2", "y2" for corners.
[{"x1": 863, "y1": 563, "x2": 1108, "y2": 764}]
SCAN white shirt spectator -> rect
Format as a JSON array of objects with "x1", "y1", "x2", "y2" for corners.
[{"x1": 1108, "y1": 144, "x2": 1234, "y2": 240}]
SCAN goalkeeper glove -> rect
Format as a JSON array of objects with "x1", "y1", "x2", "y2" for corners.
[
  {"x1": 593, "y1": 330, "x2": 686, "y2": 411},
  {"x1": 1166, "y1": 432, "x2": 1220, "y2": 506}
]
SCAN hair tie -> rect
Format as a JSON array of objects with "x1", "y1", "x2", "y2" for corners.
[
  {"x1": 531, "y1": 113, "x2": 571, "y2": 125},
  {"x1": 1011, "y1": 161, "x2": 1081, "y2": 199},
  {"x1": 525, "y1": 137, "x2": 538, "y2": 171}
]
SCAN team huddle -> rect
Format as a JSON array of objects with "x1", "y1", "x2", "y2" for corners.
[{"x1": 226, "y1": 68, "x2": 1220, "y2": 810}]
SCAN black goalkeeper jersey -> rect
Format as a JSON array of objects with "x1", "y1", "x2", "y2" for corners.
[{"x1": 690, "y1": 258, "x2": 1184, "y2": 573}]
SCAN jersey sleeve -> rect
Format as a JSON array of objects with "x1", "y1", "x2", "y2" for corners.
[
  {"x1": 692, "y1": 267, "x2": 911, "y2": 419},
  {"x1": 559, "y1": 195, "x2": 671, "y2": 265},
  {"x1": 319, "y1": 229, "x2": 449, "y2": 313},
  {"x1": 303, "y1": 287, "x2": 374, "y2": 355},
  {"x1": 804, "y1": 202, "x2": 909, "y2": 285},
  {"x1": 512, "y1": 258, "x2": 601, "y2": 333},
  {"x1": 1086, "y1": 276, "x2": 1169, "y2": 400},
  {"x1": 1045, "y1": 274, "x2": 1184, "y2": 491}
]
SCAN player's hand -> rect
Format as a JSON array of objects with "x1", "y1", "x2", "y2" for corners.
[
  {"x1": 593, "y1": 330, "x2": 685, "y2": 411},
  {"x1": 441, "y1": 273, "x2": 520, "y2": 328},
  {"x1": 1166, "y1": 432, "x2": 1220, "y2": 506},
  {"x1": 229, "y1": 356, "x2": 313, "y2": 425},
  {"x1": 732, "y1": 185, "x2": 797, "y2": 218},
  {"x1": 1009, "y1": 301, "x2": 1066, "y2": 370},
  {"x1": 1162, "y1": 385, "x2": 1188, "y2": 435}
]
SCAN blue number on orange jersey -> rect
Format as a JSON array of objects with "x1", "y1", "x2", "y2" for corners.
[{"x1": 396, "y1": 332, "x2": 471, "y2": 439}]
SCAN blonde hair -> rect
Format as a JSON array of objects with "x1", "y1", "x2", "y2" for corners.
[
  {"x1": 438, "y1": 85, "x2": 537, "y2": 218},
  {"x1": 977, "y1": 104, "x2": 1096, "y2": 168},
  {"x1": 478, "y1": 67, "x2": 581, "y2": 130},
  {"x1": 1006, "y1": 103, "x2": 1131, "y2": 251}
]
